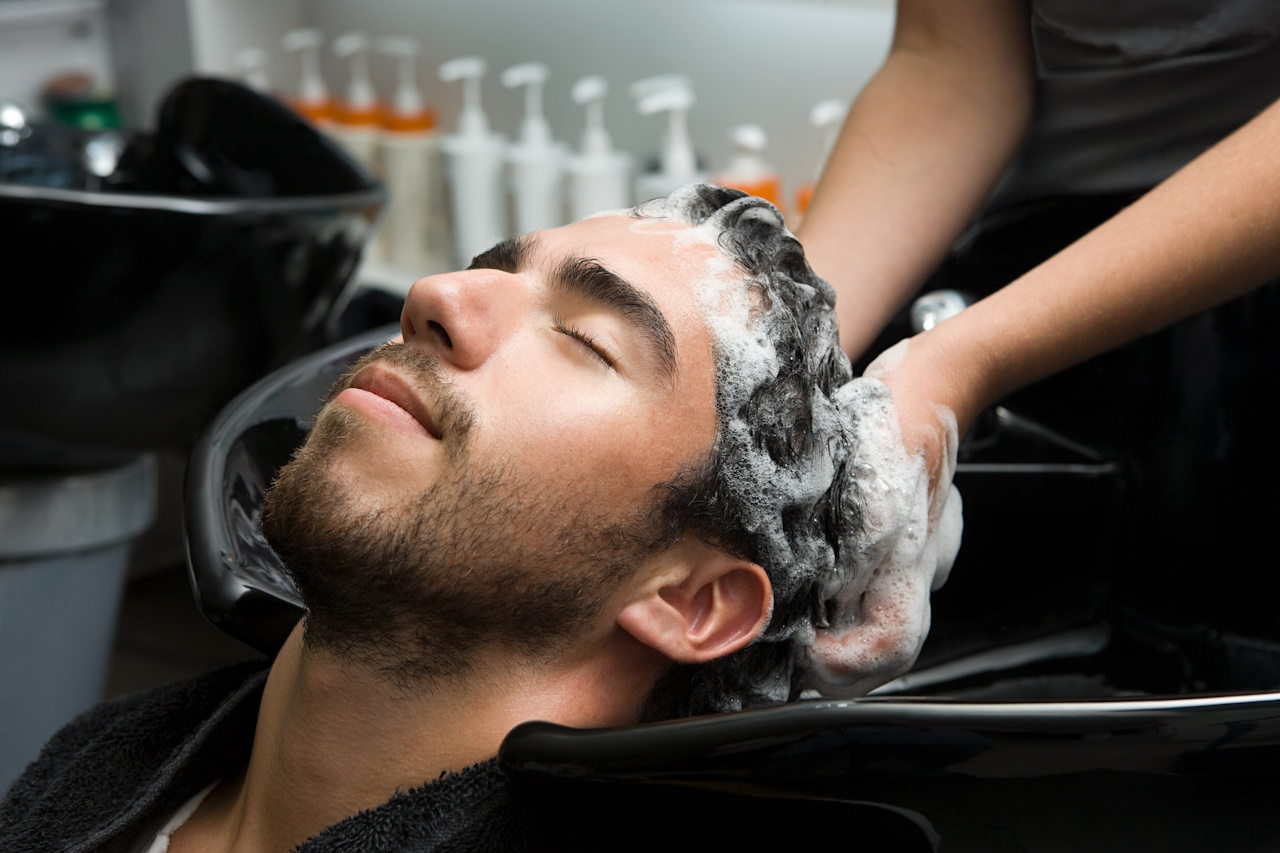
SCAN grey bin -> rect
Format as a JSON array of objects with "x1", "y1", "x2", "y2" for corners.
[{"x1": 0, "y1": 455, "x2": 157, "y2": 795}]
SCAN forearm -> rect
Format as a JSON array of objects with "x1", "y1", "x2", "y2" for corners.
[
  {"x1": 798, "y1": 0, "x2": 1034, "y2": 359},
  {"x1": 903, "y1": 96, "x2": 1280, "y2": 434}
]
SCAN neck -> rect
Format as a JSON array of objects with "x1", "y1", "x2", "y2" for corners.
[{"x1": 180, "y1": 621, "x2": 665, "y2": 852}]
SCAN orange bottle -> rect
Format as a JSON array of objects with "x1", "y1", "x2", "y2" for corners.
[
  {"x1": 282, "y1": 29, "x2": 332, "y2": 126},
  {"x1": 330, "y1": 32, "x2": 382, "y2": 175},
  {"x1": 715, "y1": 123, "x2": 784, "y2": 216},
  {"x1": 377, "y1": 36, "x2": 450, "y2": 272}
]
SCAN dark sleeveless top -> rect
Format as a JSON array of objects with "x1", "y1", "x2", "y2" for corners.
[{"x1": 990, "y1": 0, "x2": 1280, "y2": 207}]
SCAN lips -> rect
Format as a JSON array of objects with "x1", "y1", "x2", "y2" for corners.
[{"x1": 347, "y1": 363, "x2": 442, "y2": 439}]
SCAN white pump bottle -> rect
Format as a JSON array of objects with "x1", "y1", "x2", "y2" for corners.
[
  {"x1": 281, "y1": 28, "x2": 331, "y2": 125},
  {"x1": 234, "y1": 49, "x2": 271, "y2": 95},
  {"x1": 330, "y1": 32, "x2": 382, "y2": 178},
  {"x1": 794, "y1": 98, "x2": 848, "y2": 224},
  {"x1": 715, "y1": 123, "x2": 783, "y2": 212},
  {"x1": 810, "y1": 99, "x2": 847, "y2": 178},
  {"x1": 502, "y1": 62, "x2": 566, "y2": 234},
  {"x1": 377, "y1": 36, "x2": 449, "y2": 274},
  {"x1": 565, "y1": 75, "x2": 631, "y2": 219},
  {"x1": 633, "y1": 79, "x2": 707, "y2": 202},
  {"x1": 439, "y1": 56, "x2": 507, "y2": 268}
]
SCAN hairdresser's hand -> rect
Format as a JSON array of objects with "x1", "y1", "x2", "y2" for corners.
[
  {"x1": 863, "y1": 338, "x2": 972, "y2": 508},
  {"x1": 801, "y1": 339, "x2": 963, "y2": 698}
]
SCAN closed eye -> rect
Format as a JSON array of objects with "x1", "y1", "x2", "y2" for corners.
[{"x1": 552, "y1": 315, "x2": 616, "y2": 369}]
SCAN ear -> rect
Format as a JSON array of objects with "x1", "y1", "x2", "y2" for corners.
[{"x1": 617, "y1": 539, "x2": 773, "y2": 664}]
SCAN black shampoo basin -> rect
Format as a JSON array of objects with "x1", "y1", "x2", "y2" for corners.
[{"x1": 0, "y1": 78, "x2": 385, "y2": 469}]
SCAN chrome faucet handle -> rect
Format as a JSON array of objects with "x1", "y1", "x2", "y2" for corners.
[
  {"x1": 910, "y1": 289, "x2": 972, "y2": 333},
  {"x1": 0, "y1": 99, "x2": 31, "y2": 147}
]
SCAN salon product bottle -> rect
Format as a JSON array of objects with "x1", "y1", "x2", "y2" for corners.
[
  {"x1": 282, "y1": 28, "x2": 331, "y2": 125},
  {"x1": 628, "y1": 74, "x2": 693, "y2": 157},
  {"x1": 502, "y1": 62, "x2": 566, "y2": 233},
  {"x1": 377, "y1": 37, "x2": 449, "y2": 272},
  {"x1": 633, "y1": 80, "x2": 707, "y2": 202},
  {"x1": 439, "y1": 56, "x2": 507, "y2": 268},
  {"x1": 234, "y1": 49, "x2": 271, "y2": 95},
  {"x1": 565, "y1": 75, "x2": 631, "y2": 219},
  {"x1": 330, "y1": 32, "x2": 382, "y2": 177},
  {"x1": 793, "y1": 98, "x2": 846, "y2": 225},
  {"x1": 715, "y1": 123, "x2": 783, "y2": 212}
]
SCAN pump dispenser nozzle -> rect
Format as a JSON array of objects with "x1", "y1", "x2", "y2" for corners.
[
  {"x1": 628, "y1": 74, "x2": 693, "y2": 102},
  {"x1": 234, "y1": 49, "x2": 270, "y2": 94},
  {"x1": 439, "y1": 56, "x2": 490, "y2": 137},
  {"x1": 282, "y1": 28, "x2": 330, "y2": 123},
  {"x1": 730, "y1": 123, "x2": 768, "y2": 156},
  {"x1": 501, "y1": 62, "x2": 551, "y2": 148}
]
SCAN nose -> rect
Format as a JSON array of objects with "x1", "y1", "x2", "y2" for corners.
[{"x1": 400, "y1": 269, "x2": 525, "y2": 370}]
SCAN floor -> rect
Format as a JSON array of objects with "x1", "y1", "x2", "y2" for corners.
[
  {"x1": 101, "y1": 450, "x2": 265, "y2": 700},
  {"x1": 106, "y1": 562, "x2": 264, "y2": 700},
  {"x1": 1, "y1": 554, "x2": 259, "y2": 796}
]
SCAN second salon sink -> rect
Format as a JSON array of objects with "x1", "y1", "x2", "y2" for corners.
[{"x1": 0, "y1": 78, "x2": 386, "y2": 469}]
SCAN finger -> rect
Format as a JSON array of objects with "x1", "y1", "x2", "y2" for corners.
[{"x1": 803, "y1": 558, "x2": 934, "y2": 697}]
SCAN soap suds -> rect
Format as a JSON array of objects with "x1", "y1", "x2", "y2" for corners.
[
  {"x1": 799, "y1": 373, "x2": 962, "y2": 698},
  {"x1": 630, "y1": 184, "x2": 962, "y2": 709}
]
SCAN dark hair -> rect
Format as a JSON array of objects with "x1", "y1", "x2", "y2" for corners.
[{"x1": 633, "y1": 184, "x2": 863, "y2": 718}]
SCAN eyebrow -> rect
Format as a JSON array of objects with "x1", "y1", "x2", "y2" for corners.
[
  {"x1": 467, "y1": 236, "x2": 529, "y2": 273},
  {"x1": 471, "y1": 234, "x2": 679, "y2": 383}
]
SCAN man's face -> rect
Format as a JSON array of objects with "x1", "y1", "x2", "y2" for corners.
[{"x1": 263, "y1": 214, "x2": 729, "y2": 682}]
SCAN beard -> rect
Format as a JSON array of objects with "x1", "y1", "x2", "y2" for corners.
[{"x1": 261, "y1": 342, "x2": 676, "y2": 689}]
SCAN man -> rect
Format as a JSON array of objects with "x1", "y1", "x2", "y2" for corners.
[{"x1": 1, "y1": 185, "x2": 959, "y2": 852}]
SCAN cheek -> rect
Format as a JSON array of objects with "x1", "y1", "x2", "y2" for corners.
[{"x1": 481, "y1": 380, "x2": 708, "y2": 499}]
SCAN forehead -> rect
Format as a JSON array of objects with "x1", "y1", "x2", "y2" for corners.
[
  {"x1": 534, "y1": 210, "x2": 741, "y2": 364},
  {"x1": 536, "y1": 212, "x2": 731, "y2": 304},
  {"x1": 534, "y1": 211, "x2": 730, "y2": 466}
]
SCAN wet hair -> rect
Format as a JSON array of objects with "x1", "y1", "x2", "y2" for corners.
[{"x1": 635, "y1": 184, "x2": 862, "y2": 718}]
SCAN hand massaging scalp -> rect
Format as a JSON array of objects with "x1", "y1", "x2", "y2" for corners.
[{"x1": 632, "y1": 186, "x2": 962, "y2": 703}]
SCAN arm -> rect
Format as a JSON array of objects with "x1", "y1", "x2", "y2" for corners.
[
  {"x1": 887, "y1": 93, "x2": 1280, "y2": 453},
  {"x1": 810, "y1": 96, "x2": 1280, "y2": 695},
  {"x1": 797, "y1": 0, "x2": 1034, "y2": 360}
]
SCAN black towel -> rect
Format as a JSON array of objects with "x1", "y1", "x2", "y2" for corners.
[{"x1": 0, "y1": 661, "x2": 524, "y2": 852}]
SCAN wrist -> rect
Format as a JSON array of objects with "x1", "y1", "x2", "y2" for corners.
[{"x1": 885, "y1": 320, "x2": 995, "y2": 441}]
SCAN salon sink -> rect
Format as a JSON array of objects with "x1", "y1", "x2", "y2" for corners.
[
  {"x1": 0, "y1": 78, "x2": 385, "y2": 470},
  {"x1": 186, "y1": 331, "x2": 1280, "y2": 851}
]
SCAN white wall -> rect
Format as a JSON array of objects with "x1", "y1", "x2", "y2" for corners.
[
  {"x1": 106, "y1": 0, "x2": 302, "y2": 127},
  {"x1": 187, "y1": 0, "x2": 303, "y2": 88},
  {"x1": 0, "y1": 0, "x2": 116, "y2": 116},
  {"x1": 4, "y1": 0, "x2": 895, "y2": 199},
  {"x1": 303, "y1": 0, "x2": 894, "y2": 199},
  {"x1": 106, "y1": 0, "x2": 195, "y2": 126}
]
